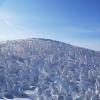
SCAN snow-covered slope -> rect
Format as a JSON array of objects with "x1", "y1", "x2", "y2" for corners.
[{"x1": 0, "y1": 38, "x2": 100, "y2": 100}]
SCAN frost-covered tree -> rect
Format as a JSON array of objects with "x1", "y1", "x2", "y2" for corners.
[{"x1": 0, "y1": 38, "x2": 100, "y2": 99}]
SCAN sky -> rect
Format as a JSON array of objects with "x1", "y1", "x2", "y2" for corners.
[{"x1": 0, "y1": 0, "x2": 100, "y2": 51}]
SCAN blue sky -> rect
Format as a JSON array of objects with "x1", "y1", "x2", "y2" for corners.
[{"x1": 0, "y1": 0, "x2": 100, "y2": 51}]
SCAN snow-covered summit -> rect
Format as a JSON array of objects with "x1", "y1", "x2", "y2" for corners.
[{"x1": 0, "y1": 38, "x2": 100, "y2": 100}]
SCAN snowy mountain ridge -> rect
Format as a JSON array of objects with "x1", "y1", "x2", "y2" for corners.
[{"x1": 0, "y1": 38, "x2": 100, "y2": 100}]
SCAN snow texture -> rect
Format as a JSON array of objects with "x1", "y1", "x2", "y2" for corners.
[{"x1": 0, "y1": 38, "x2": 100, "y2": 100}]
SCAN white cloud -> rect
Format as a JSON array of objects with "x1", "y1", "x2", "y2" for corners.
[
  {"x1": 0, "y1": 9, "x2": 27, "y2": 40},
  {"x1": 0, "y1": 9, "x2": 12, "y2": 26}
]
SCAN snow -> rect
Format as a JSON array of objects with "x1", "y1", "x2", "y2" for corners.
[
  {"x1": 0, "y1": 38, "x2": 100, "y2": 99},
  {"x1": 0, "y1": 97, "x2": 31, "y2": 100}
]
